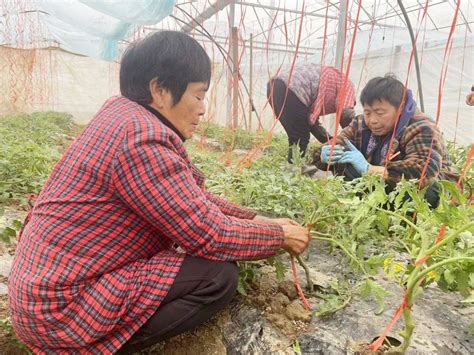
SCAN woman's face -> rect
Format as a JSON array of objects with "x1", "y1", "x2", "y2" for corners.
[
  {"x1": 363, "y1": 99, "x2": 399, "y2": 136},
  {"x1": 151, "y1": 81, "x2": 208, "y2": 139}
]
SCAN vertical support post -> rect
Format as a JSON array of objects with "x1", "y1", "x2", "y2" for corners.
[
  {"x1": 268, "y1": 0, "x2": 276, "y2": 44},
  {"x1": 226, "y1": 0, "x2": 235, "y2": 128},
  {"x1": 335, "y1": 0, "x2": 348, "y2": 70},
  {"x1": 232, "y1": 26, "x2": 239, "y2": 129},
  {"x1": 248, "y1": 33, "x2": 253, "y2": 132}
]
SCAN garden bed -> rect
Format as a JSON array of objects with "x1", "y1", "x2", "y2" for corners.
[{"x1": 0, "y1": 112, "x2": 472, "y2": 354}]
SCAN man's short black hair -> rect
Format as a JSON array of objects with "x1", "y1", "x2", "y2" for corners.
[
  {"x1": 360, "y1": 74, "x2": 405, "y2": 108},
  {"x1": 120, "y1": 30, "x2": 211, "y2": 105}
]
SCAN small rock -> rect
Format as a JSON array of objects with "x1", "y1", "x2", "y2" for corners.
[
  {"x1": 266, "y1": 312, "x2": 297, "y2": 336},
  {"x1": 0, "y1": 283, "x2": 8, "y2": 295},
  {"x1": 309, "y1": 270, "x2": 334, "y2": 290},
  {"x1": 202, "y1": 139, "x2": 223, "y2": 151},
  {"x1": 232, "y1": 149, "x2": 249, "y2": 157},
  {"x1": 286, "y1": 300, "x2": 312, "y2": 322},
  {"x1": 269, "y1": 293, "x2": 290, "y2": 313},
  {"x1": 254, "y1": 294, "x2": 267, "y2": 307},
  {"x1": 257, "y1": 267, "x2": 278, "y2": 293},
  {"x1": 275, "y1": 292, "x2": 290, "y2": 306},
  {"x1": 310, "y1": 169, "x2": 333, "y2": 179},
  {"x1": 0, "y1": 253, "x2": 14, "y2": 278},
  {"x1": 301, "y1": 165, "x2": 318, "y2": 176},
  {"x1": 278, "y1": 280, "x2": 298, "y2": 300}
]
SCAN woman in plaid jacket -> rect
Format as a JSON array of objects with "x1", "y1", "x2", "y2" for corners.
[
  {"x1": 8, "y1": 31, "x2": 310, "y2": 353},
  {"x1": 315, "y1": 75, "x2": 457, "y2": 207}
]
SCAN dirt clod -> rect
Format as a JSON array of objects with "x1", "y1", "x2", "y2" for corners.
[
  {"x1": 285, "y1": 300, "x2": 312, "y2": 322},
  {"x1": 278, "y1": 280, "x2": 298, "y2": 300}
]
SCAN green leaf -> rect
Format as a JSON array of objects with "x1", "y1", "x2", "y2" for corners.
[
  {"x1": 315, "y1": 294, "x2": 344, "y2": 317},
  {"x1": 461, "y1": 294, "x2": 474, "y2": 304},
  {"x1": 443, "y1": 269, "x2": 455, "y2": 285},
  {"x1": 237, "y1": 278, "x2": 248, "y2": 296},
  {"x1": 358, "y1": 279, "x2": 392, "y2": 315},
  {"x1": 455, "y1": 271, "x2": 470, "y2": 297},
  {"x1": 293, "y1": 340, "x2": 302, "y2": 354},
  {"x1": 363, "y1": 255, "x2": 389, "y2": 276},
  {"x1": 0, "y1": 227, "x2": 16, "y2": 243},
  {"x1": 12, "y1": 219, "x2": 23, "y2": 230}
]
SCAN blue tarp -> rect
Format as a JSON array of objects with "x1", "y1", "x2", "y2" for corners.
[{"x1": 37, "y1": 0, "x2": 176, "y2": 61}]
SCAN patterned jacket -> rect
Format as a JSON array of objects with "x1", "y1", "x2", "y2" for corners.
[
  {"x1": 8, "y1": 96, "x2": 284, "y2": 354},
  {"x1": 274, "y1": 63, "x2": 355, "y2": 126},
  {"x1": 314, "y1": 113, "x2": 457, "y2": 186}
]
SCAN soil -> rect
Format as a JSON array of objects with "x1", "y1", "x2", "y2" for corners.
[
  {"x1": 0, "y1": 295, "x2": 29, "y2": 355},
  {"x1": 0, "y1": 221, "x2": 472, "y2": 354}
]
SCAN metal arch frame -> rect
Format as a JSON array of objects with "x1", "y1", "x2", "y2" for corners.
[{"x1": 169, "y1": 0, "x2": 470, "y2": 127}]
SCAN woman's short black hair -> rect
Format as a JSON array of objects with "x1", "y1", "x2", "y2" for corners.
[
  {"x1": 360, "y1": 74, "x2": 405, "y2": 108},
  {"x1": 120, "y1": 30, "x2": 211, "y2": 105}
]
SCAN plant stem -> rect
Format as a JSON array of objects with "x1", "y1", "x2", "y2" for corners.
[
  {"x1": 398, "y1": 307, "x2": 416, "y2": 353},
  {"x1": 395, "y1": 256, "x2": 474, "y2": 352},
  {"x1": 374, "y1": 207, "x2": 423, "y2": 235},
  {"x1": 310, "y1": 213, "x2": 346, "y2": 224},
  {"x1": 412, "y1": 256, "x2": 474, "y2": 289},
  {"x1": 421, "y1": 221, "x2": 474, "y2": 257},
  {"x1": 311, "y1": 233, "x2": 368, "y2": 276},
  {"x1": 296, "y1": 255, "x2": 313, "y2": 291}
]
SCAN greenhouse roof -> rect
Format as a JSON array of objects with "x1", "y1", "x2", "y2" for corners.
[{"x1": 1, "y1": 1, "x2": 472, "y2": 61}]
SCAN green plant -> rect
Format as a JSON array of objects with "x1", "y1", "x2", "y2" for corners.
[
  {"x1": 0, "y1": 317, "x2": 31, "y2": 353},
  {"x1": 0, "y1": 112, "x2": 76, "y2": 203},
  {"x1": 0, "y1": 210, "x2": 23, "y2": 245}
]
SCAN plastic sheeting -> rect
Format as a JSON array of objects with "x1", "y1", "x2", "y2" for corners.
[{"x1": 36, "y1": 0, "x2": 176, "y2": 61}]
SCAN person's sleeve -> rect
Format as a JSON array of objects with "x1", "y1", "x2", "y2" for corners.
[
  {"x1": 386, "y1": 121, "x2": 443, "y2": 185},
  {"x1": 309, "y1": 121, "x2": 331, "y2": 143},
  {"x1": 203, "y1": 191, "x2": 257, "y2": 219},
  {"x1": 111, "y1": 126, "x2": 283, "y2": 261},
  {"x1": 338, "y1": 117, "x2": 357, "y2": 142},
  {"x1": 308, "y1": 71, "x2": 329, "y2": 125}
]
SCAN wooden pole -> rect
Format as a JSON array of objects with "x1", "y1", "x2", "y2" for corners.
[
  {"x1": 232, "y1": 26, "x2": 239, "y2": 129},
  {"x1": 335, "y1": 0, "x2": 348, "y2": 70},
  {"x1": 249, "y1": 33, "x2": 253, "y2": 132},
  {"x1": 226, "y1": 1, "x2": 235, "y2": 128}
]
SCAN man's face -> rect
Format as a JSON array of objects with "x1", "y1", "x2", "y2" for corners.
[
  {"x1": 153, "y1": 82, "x2": 208, "y2": 139},
  {"x1": 363, "y1": 99, "x2": 398, "y2": 136}
]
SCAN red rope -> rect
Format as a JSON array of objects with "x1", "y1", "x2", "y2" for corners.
[
  {"x1": 414, "y1": 143, "x2": 473, "y2": 266},
  {"x1": 458, "y1": 144, "x2": 474, "y2": 189},
  {"x1": 237, "y1": 1, "x2": 307, "y2": 170},
  {"x1": 325, "y1": 0, "x2": 362, "y2": 176},
  {"x1": 291, "y1": 256, "x2": 311, "y2": 311},
  {"x1": 370, "y1": 289, "x2": 411, "y2": 351},
  {"x1": 435, "y1": 0, "x2": 461, "y2": 124},
  {"x1": 383, "y1": 0, "x2": 429, "y2": 177},
  {"x1": 453, "y1": 24, "x2": 469, "y2": 145}
]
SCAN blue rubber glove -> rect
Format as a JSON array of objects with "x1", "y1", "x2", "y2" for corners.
[
  {"x1": 320, "y1": 144, "x2": 344, "y2": 164},
  {"x1": 338, "y1": 139, "x2": 369, "y2": 174}
]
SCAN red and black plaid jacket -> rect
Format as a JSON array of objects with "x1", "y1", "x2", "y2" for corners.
[{"x1": 8, "y1": 96, "x2": 283, "y2": 353}]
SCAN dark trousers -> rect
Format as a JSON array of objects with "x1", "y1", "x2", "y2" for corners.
[
  {"x1": 267, "y1": 79, "x2": 330, "y2": 163},
  {"x1": 119, "y1": 256, "x2": 239, "y2": 353}
]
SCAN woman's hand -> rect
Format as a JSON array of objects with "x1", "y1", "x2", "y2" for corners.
[
  {"x1": 253, "y1": 215, "x2": 308, "y2": 254},
  {"x1": 281, "y1": 224, "x2": 310, "y2": 256}
]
